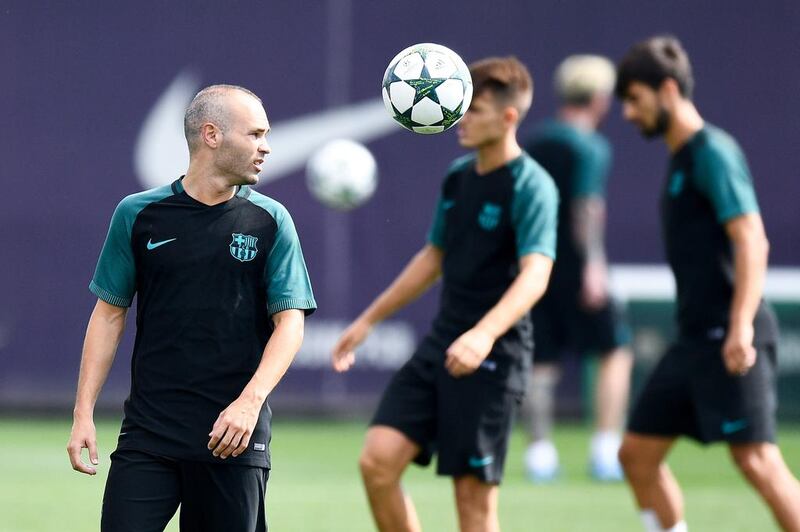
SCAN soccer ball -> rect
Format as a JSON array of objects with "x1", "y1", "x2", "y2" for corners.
[
  {"x1": 382, "y1": 43, "x2": 472, "y2": 134},
  {"x1": 306, "y1": 139, "x2": 378, "y2": 211}
]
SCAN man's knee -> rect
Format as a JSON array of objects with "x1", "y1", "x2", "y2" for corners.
[
  {"x1": 618, "y1": 439, "x2": 639, "y2": 471},
  {"x1": 618, "y1": 437, "x2": 662, "y2": 480},
  {"x1": 730, "y1": 444, "x2": 780, "y2": 483},
  {"x1": 358, "y1": 429, "x2": 417, "y2": 487},
  {"x1": 359, "y1": 447, "x2": 400, "y2": 487},
  {"x1": 454, "y1": 476, "x2": 496, "y2": 516}
]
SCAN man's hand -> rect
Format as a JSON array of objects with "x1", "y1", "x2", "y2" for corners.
[
  {"x1": 722, "y1": 324, "x2": 757, "y2": 376},
  {"x1": 67, "y1": 415, "x2": 99, "y2": 475},
  {"x1": 208, "y1": 395, "x2": 262, "y2": 459},
  {"x1": 331, "y1": 319, "x2": 372, "y2": 373},
  {"x1": 580, "y1": 260, "x2": 608, "y2": 311},
  {"x1": 445, "y1": 327, "x2": 495, "y2": 378}
]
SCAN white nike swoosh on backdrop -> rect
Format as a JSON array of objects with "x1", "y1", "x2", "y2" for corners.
[{"x1": 134, "y1": 70, "x2": 399, "y2": 190}]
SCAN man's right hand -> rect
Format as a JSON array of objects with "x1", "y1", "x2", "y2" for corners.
[
  {"x1": 331, "y1": 319, "x2": 371, "y2": 372},
  {"x1": 67, "y1": 415, "x2": 99, "y2": 475}
]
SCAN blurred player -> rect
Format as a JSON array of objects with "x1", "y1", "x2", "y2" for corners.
[
  {"x1": 522, "y1": 55, "x2": 633, "y2": 482},
  {"x1": 332, "y1": 57, "x2": 557, "y2": 532},
  {"x1": 615, "y1": 36, "x2": 800, "y2": 531},
  {"x1": 67, "y1": 85, "x2": 316, "y2": 531}
]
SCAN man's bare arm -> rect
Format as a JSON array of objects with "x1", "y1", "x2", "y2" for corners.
[
  {"x1": 67, "y1": 299, "x2": 128, "y2": 475},
  {"x1": 445, "y1": 253, "x2": 554, "y2": 377}
]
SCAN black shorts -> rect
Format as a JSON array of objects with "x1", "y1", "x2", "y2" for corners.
[
  {"x1": 628, "y1": 339, "x2": 777, "y2": 444},
  {"x1": 532, "y1": 290, "x2": 630, "y2": 364},
  {"x1": 371, "y1": 341, "x2": 522, "y2": 484},
  {"x1": 102, "y1": 448, "x2": 269, "y2": 532}
]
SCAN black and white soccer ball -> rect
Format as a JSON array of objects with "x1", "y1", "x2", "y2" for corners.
[
  {"x1": 306, "y1": 139, "x2": 378, "y2": 211},
  {"x1": 382, "y1": 43, "x2": 473, "y2": 134}
]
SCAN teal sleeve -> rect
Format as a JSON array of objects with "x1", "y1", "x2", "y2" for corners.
[
  {"x1": 512, "y1": 173, "x2": 559, "y2": 259},
  {"x1": 265, "y1": 206, "x2": 317, "y2": 316},
  {"x1": 426, "y1": 194, "x2": 448, "y2": 249},
  {"x1": 694, "y1": 142, "x2": 760, "y2": 223},
  {"x1": 89, "y1": 199, "x2": 137, "y2": 307},
  {"x1": 573, "y1": 137, "x2": 611, "y2": 198}
]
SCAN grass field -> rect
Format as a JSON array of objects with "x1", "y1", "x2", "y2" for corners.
[{"x1": 1, "y1": 418, "x2": 796, "y2": 531}]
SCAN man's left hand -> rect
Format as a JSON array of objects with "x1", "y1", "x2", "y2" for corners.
[
  {"x1": 208, "y1": 396, "x2": 262, "y2": 459},
  {"x1": 445, "y1": 328, "x2": 495, "y2": 377},
  {"x1": 722, "y1": 324, "x2": 757, "y2": 376}
]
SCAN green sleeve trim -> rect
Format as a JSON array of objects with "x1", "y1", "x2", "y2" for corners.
[
  {"x1": 246, "y1": 191, "x2": 317, "y2": 314},
  {"x1": 89, "y1": 280, "x2": 132, "y2": 307},
  {"x1": 511, "y1": 157, "x2": 559, "y2": 260},
  {"x1": 517, "y1": 245, "x2": 556, "y2": 260},
  {"x1": 573, "y1": 135, "x2": 611, "y2": 199},
  {"x1": 268, "y1": 298, "x2": 318, "y2": 316},
  {"x1": 90, "y1": 184, "x2": 175, "y2": 304},
  {"x1": 426, "y1": 195, "x2": 448, "y2": 249},
  {"x1": 693, "y1": 129, "x2": 760, "y2": 223}
]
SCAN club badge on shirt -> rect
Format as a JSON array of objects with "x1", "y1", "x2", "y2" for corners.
[
  {"x1": 478, "y1": 202, "x2": 502, "y2": 231},
  {"x1": 230, "y1": 233, "x2": 258, "y2": 262}
]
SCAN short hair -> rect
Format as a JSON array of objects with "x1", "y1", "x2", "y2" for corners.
[
  {"x1": 183, "y1": 84, "x2": 262, "y2": 152},
  {"x1": 555, "y1": 55, "x2": 616, "y2": 106},
  {"x1": 469, "y1": 56, "x2": 534, "y2": 121},
  {"x1": 615, "y1": 36, "x2": 694, "y2": 99}
]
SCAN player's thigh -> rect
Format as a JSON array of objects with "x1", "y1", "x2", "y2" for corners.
[
  {"x1": 370, "y1": 354, "x2": 438, "y2": 466},
  {"x1": 179, "y1": 462, "x2": 268, "y2": 532},
  {"x1": 101, "y1": 449, "x2": 181, "y2": 532},
  {"x1": 575, "y1": 297, "x2": 631, "y2": 355},
  {"x1": 628, "y1": 343, "x2": 698, "y2": 439},
  {"x1": 531, "y1": 292, "x2": 568, "y2": 364},
  {"x1": 361, "y1": 425, "x2": 422, "y2": 477},
  {"x1": 452, "y1": 474, "x2": 498, "y2": 511},
  {"x1": 693, "y1": 343, "x2": 778, "y2": 444},
  {"x1": 618, "y1": 432, "x2": 676, "y2": 469},
  {"x1": 437, "y1": 368, "x2": 521, "y2": 484}
]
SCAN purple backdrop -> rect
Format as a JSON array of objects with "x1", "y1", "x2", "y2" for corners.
[{"x1": 1, "y1": 1, "x2": 798, "y2": 410}]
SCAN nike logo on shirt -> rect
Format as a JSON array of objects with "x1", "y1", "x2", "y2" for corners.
[{"x1": 147, "y1": 238, "x2": 177, "y2": 250}]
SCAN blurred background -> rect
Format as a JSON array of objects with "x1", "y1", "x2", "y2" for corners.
[
  {"x1": 2, "y1": 0, "x2": 798, "y2": 416},
  {"x1": 1, "y1": 1, "x2": 799, "y2": 530}
]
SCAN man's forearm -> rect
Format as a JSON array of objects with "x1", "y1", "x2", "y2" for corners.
[
  {"x1": 74, "y1": 301, "x2": 127, "y2": 417},
  {"x1": 240, "y1": 309, "x2": 305, "y2": 405},
  {"x1": 475, "y1": 255, "x2": 553, "y2": 340},
  {"x1": 729, "y1": 230, "x2": 769, "y2": 330},
  {"x1": 359, "y1": 245, "x2": 443, "y2": 326},
  {"x1": 572, "y1": 198, "x2": 607, "y2": 263}
]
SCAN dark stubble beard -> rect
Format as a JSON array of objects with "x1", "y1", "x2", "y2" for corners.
[{"x1": 641, "y1": 105, "x2": 671, "y2": 139}]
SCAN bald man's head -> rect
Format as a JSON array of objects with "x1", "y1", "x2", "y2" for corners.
[{"x1": 183, "y1": 84, "x2": 262, "y2": 153}]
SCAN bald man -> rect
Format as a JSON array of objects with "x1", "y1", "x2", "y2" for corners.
[{"x1": 67, "y1": 85, "x2": 316, "y2": 532}]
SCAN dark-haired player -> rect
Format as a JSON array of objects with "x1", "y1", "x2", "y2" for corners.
[
  {"x1": 332, "y1": 56, "x2": 558, "y2": 532},
  {"x1": 615, "y1": 36, "x2": 800, "y2": 532}
]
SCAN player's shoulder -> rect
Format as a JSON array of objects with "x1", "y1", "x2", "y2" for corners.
[
  {"x1": 529, "y1": 119, "x2": 602, "y2": 151},
  {"x1": 692, "y1": 124, "x2": 746, "y2": 165},
  {"x1": 510, "y1": 153, "x2": 558, "y2": 198},
  {"x1": 243, "y1": 187, "x2": 292, "y2": 224},
  {"x1": 114, "y1": 182, "x2": 176, "y2": 220},
  {"x1": 445, "y1": 153, "x2": 476, "y2": 177}
]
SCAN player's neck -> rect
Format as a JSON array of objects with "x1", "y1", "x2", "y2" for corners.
[
  {"x1": 558, "y1": 107, "x2": 597, "y2": 132},
  {"x1": 475, "y1": 134, "x2": 522, "y2": 175},
  {"x1": 664, "y1": 101, "x2": 704, "y2": 153},
  {"x1": 183, "y1": 163, "x2": 239, "y2": 206}
]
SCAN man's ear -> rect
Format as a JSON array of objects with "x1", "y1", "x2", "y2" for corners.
[
  {"x1": 504, "y1": 106, "x2": 519, "y2": 127},
  {"x1": 200, "y1": 123, "x2": 222, "y2": 149}
]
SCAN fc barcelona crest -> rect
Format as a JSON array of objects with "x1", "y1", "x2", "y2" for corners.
[
  {"x1": 230, "y1": 233, "x2": 258, "y2": 262},
  {"x1": 478, "y1": 202, "x2": 502, "y2": 231}
]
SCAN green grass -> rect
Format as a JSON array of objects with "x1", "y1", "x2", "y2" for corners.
[{"x1": 1, "y1": 418, "x2": 796, "y2": 531}]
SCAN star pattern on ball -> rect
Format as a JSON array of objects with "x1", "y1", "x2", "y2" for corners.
[{"x1": 405, "y1": 77, "x2": 446, "y2": 105}]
